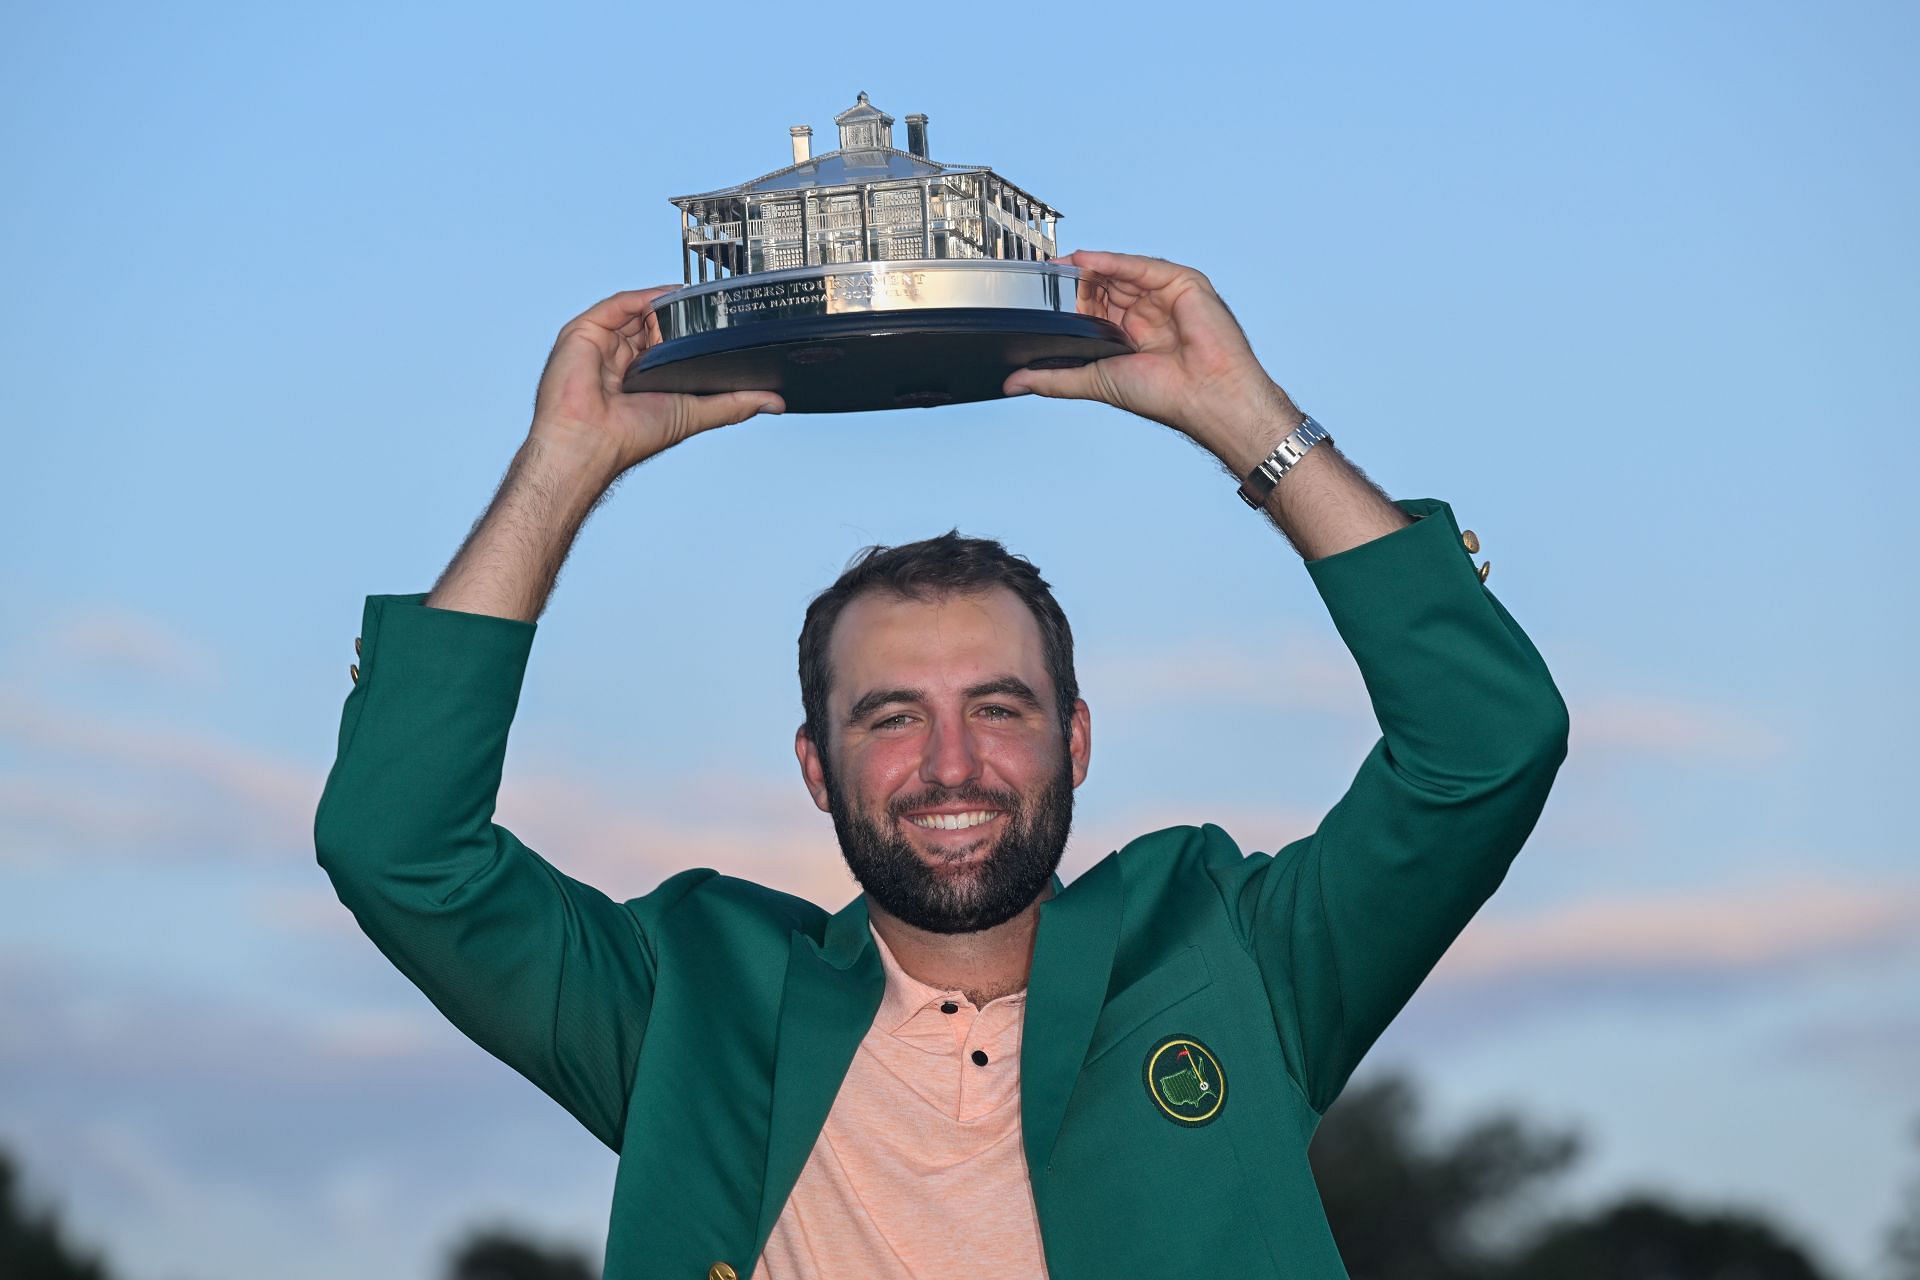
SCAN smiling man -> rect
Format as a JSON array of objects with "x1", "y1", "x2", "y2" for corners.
[
  {"x1": 314, "y1": 250, "x2": 1570, "y2": 1280},
  {"x1": 798, "y1": 543, "x2": 1085, "y2": 961}
]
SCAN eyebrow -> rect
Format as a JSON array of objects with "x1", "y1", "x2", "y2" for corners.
[{"x1": 844, "y1": 676, "x2": 1046, "y2": 727}]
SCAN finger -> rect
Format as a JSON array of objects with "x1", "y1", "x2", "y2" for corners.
[
  {"x1": 1061, "y1": 249, "x2": 1196, "y2": 294},
  {"x1": 678, "y1": 389, "x2": 787, "y2": 435},
  {"x1": 1002, "y1": 360, "x2": 1110, "y2": 402},
  {"x1": 569, "y1": 284, "x2": 683, "y2": 334},
  {"x1": 612, "y1": 304, "x2": 669, "y2": 366}
]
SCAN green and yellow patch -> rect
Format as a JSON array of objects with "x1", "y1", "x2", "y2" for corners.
[{"x1": 1143, "y1": 1034, "x2": 1226, "y2": 1127}]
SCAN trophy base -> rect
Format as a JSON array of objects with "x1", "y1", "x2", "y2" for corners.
[
  {"x1": 618, "y1": 260, "x2": 1132, "y2": 413},
  {"x1": 623, "y1": 308, "x2": 1127, "y2": 413}
]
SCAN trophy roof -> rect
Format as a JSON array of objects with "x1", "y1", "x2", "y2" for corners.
[
  {"x1": 670, "y1": 147, "x2": 1043, "y2": 206},
  {"x1": 833, "y1": 91, "x2": 892, "y2": 125}
]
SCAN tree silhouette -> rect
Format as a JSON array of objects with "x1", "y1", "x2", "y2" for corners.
[
  {"x1": 443, "y1": 1224, "x2": 597, "y2": 1280},
  {"x1": 1310, "y1": 1074, "x2": 1834, "y2": 1280},
  {"x1": 0, "y1": 1147, "x2": 115, "y2": 1280},
  {"x1": 1889, "y1": 1117, "x2": 1920, "y2": 1280},
  {"x1": 1310, "y1": 1072, "x2": 1581, "y2": 1279},
  {"x1": 1503, "y1": 1196, "x2": 1831, "y2": 1280}
]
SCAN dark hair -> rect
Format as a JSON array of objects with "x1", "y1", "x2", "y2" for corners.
[{"x1": 799, "y1": 530, "x2": 1079, "y2": 756}]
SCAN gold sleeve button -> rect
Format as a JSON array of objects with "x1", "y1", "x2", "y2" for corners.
[
  {"x1": 708, "y1": 1264, "x2": 739, "y2": 1280},
  {"x1": 1478, "y1": 561, "x2": 1492, "y2": 584},
  {"x1": 1461, "y1": 529, "x2": 1480, "y2": 554},
  {"x1": 354, "y1": 636, "x2": 362, "y2": 656},
  {"x1": 349, "y1": 663, "x2": 360, "y2": 684}
]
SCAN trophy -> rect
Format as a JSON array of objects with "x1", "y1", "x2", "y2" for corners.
[{"x1": 622, "y1": 92, "x2": 1133, "y2": 413}]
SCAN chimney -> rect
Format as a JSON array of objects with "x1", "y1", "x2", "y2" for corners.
[
  {"x1": 905, "y1": 114, "x2": 928, "y2": 159},
  {"x1": 790, "y1": 125, "x2": 812, "y2": 164}
]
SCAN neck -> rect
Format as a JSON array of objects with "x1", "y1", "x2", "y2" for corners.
[{"x1": 868, "y1": 880, "x2": 1054, "y2": 1006}]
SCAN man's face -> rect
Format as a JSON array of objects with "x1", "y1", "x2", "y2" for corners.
[{"x1": 796, "y1": 586, "x2": 1091, "y2": 934}]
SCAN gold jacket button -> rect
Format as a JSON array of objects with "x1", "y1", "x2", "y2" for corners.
[
  {"x1": 355, "y1": 636, "x2": 362, "y2": 656},
  {"x1": 349, "y1": 663, "x2": 360, "y2": 684},
  {"x1": 1461, "y1": 529, "x2": 1480, "y2": 554},
  {"x1": 1478, "y1": 560, "x2": 1492, "y2": 584},
  {"x1": 708, "y1": 1264, "x2": 739, "y2": 1280}
]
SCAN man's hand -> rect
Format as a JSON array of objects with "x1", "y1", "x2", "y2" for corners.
[
  {"x1": 1001, "y1": 250, "x2": 1300, "y2": 476},
  {"x1": 531, "y1": 285, "x2": 785, "y2": 477},
  {"x1": 425, "y1": 288, "x2": 784, "y2": 623},
  {"x1": 1006, "y1": 251, "x2": 1414, "y2": 560}
]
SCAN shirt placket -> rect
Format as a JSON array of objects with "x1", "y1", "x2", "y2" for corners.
[{"x1": 946, "y1": 998, "x2": 1020, "y2": 1122}]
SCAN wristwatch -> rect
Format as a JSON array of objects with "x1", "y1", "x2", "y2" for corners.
[{"x1": 1237, "y1": 414, "x2": 1331, "y2": 509}]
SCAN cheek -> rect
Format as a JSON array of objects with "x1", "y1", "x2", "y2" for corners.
[{"x1": 844, "y1": 738, "x2": 920, "y2": 799}]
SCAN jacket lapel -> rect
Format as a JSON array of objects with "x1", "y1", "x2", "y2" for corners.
[
  {"x1": 1021, "y1": 857, "x2": 1122, "y2": 1175},
  {"x1": 751, "y1": 891, "x2": 884, "y2": 1262}
]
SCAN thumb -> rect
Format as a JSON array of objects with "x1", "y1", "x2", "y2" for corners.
[
  {"x1": 1002, "y1": 361, "x2": 1107, "y2": 402},
  {"x1": 680, "y1": 389, "x2": 786, "y2": 435}
]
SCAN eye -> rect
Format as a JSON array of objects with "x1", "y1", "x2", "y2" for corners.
[
  {"x1": 978, "y1": 704, "x2": 1018, "y2": 720},
  {"x1": 874, "y1": 712, "x2": 914, "y2": 729}
]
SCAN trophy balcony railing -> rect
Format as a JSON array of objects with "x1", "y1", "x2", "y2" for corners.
[{"x1": 680, "y1": 200, "x2": 1055, "y2": 282}]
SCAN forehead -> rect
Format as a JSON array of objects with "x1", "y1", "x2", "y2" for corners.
[{"x1": 827, "y1": 586, "x2": 1049, "y2": 706}]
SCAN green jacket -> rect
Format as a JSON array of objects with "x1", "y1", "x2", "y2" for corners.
[{"x1": 314, "y1": 497, "x2": 1568, "y2": 1279}]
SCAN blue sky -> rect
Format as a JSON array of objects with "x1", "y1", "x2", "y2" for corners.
[{"x1": 2, "y1": 2, "x2": 1915, "y2": 1277}]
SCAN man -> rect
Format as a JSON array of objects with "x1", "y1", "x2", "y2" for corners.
[{"x1": 314, "y1": 250, "x2": 1569, "y2": 1280}]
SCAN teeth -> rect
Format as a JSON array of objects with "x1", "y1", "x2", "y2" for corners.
[{"x1": 908, "y1": 811, "x2": 998, "y2": 830}]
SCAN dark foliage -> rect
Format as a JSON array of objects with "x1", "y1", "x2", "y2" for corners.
[
  {"x1": 1889, "y1": 1117, "x2": 1920, "y2": 1280},
  {"x1": 1311, "y1": 1073, "x2": 1580, "y2": 1279},
  {"x1": 1502, "y1": 1196, "x2": 1831, "y2": 1280},
  {"x1": 0, "y1": 1149, "x2": 114, "y2": 1280},
  {"x1": 444, "y1": 1225, "x2": 598, "y2": 1280},
  {"x1": 1311, "y1": 1073, "x2": 1835, "y2": 1280}
]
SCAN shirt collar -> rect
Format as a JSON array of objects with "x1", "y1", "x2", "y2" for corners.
[{"x1": 867, "y1": 920, "x2": 1025, "y2": 1034}]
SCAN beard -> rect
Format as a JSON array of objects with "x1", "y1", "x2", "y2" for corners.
[{"x1": 823, "y1": 758, "x2": 1075, "y2": 935}]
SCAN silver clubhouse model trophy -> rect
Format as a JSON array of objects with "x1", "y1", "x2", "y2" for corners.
[{"x1": 621, "y1": 92, "x2": 1133, "y2": 413}]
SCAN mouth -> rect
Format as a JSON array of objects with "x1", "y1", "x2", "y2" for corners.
[{"x1": 903, "y1": 809, "x2": 1004, "y2": 832}]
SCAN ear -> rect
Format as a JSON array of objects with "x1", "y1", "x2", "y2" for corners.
[
  {"x1": 1068, "y1": 698, "x2": 1092, "y2": 789},
  {"x1": 795, "y1": 724, "x2": 833, "y2": 813}
]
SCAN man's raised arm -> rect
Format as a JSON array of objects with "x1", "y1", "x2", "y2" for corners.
[
  {"x1": 1007, "y1": 251, "x2": 1569, "y2": 1112},
  {"x1": 313, "y1": 289, "x2": 783, "y2": 1149}
]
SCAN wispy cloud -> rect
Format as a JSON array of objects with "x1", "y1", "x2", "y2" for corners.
[
  {"x1": 1568, "y1": 693, "x2": 1789, "y2": 765},
  {"x1": 1773, "y1": 1012, "x2": 1920, "y2": 1097},
  {"x1": 0, "y1": 688, "x2": 320, "y2": 865},
  {"x1": 0, "y1": 944, "x2": 459, "y2": 1083},
  {"x1": 1435, "y1": 880, "x2": 1920, "y2": 987},
  {"x1": 0, "y1": 942, "x2": 613, "y2": 1280},
  {"x1": 1083, "y1": 632, "x2": 1368, "y2": 718},
  {"x1": 33, "y1": 606, "x2": 216, "y2": 686},
  {"x1": 1083, "y1": 636, "x2": 1786, "y2": 766}
]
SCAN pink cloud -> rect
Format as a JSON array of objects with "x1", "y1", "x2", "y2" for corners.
[
  {"x1": 0, "y1": 689, "x2": 319, "y2": 863},
  {"x1": 36, "y1": 606, "x2": 215, "y2": 685},
  {"x1": 1084, "y1": 637, "x2": 1783, "y2": 767},
  {"x1": 1437, "y1": 879, "x2": 1920, "y2": 985},
  {"x1": 1568, "y1": 693, "x2": 1788, "y2": 765},
  {"x1": 1082, "y1": 632, "x2": 1367, "y2": 718}
]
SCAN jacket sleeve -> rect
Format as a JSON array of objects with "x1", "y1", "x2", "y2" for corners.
[
  {"x1": 313, "y1": 592, "x2": 705, "y2": 1153},
  {"x1": 1205, "y1": 498, "x2": 1570, "y2": 1114}
]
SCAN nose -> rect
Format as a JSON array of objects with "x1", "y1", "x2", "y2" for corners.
[{"x1": 919, "y1": 712, "x2": 982, "y2": 789}]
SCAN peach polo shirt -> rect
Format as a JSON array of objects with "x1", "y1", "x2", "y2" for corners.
[{"x1": 753, "y1": 921, "x2": 1051, "y2": 1279}]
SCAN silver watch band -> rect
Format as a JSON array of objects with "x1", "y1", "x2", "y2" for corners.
[{"x1": 1237, "y1": 414, "x2": 1331, "y2": 509}]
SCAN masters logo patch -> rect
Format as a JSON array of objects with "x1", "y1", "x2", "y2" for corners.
[{"x1": 1143, "y1": 1034, "x2": 1226, "y2": 1127}]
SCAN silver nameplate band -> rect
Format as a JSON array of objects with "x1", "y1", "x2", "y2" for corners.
[{"x1": 649, "y1": 259, "x2": 1116, "y2": 342}]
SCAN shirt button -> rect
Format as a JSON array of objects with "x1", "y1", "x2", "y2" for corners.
[
  {"x1": 940, "y1": 1001, "x2": 958, "y2": 1014},
  {"x1": 972, "y1": 1049, "x2": 989, "y2": 1066},
  {"x1": 708, "y1": 1264, "x2": 738, "y2": 1280}
]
